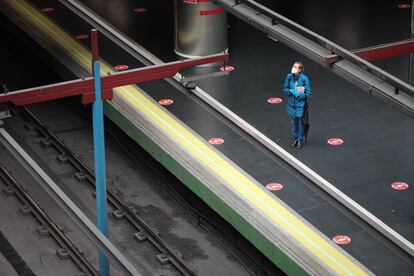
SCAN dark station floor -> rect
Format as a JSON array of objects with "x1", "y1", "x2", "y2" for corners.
[{"x1": 1, "y1": 0, "x2": 414, "y2": 274}]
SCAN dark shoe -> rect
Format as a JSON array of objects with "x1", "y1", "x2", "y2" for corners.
[
  {"x1": 290, "y1": 140, "x2": 298, "y2": 147},
  {"x1": 296, "y1": 141, "x2": 303, "y2": 149}
]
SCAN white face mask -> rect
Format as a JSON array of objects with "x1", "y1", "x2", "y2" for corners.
[{"x1": 291, "y1": 67, "x2": 299, "y2": 74}]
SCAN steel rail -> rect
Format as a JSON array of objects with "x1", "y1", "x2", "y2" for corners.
[
  {"x1": 0, "y1": 165, "x2": 99, "y2": 276},
  {"x1": 21, "y1": 107, "x2": 197, "y2": 276},
  {"x1": 0, "y1": 127, "x2": 142, "y2": 276}
]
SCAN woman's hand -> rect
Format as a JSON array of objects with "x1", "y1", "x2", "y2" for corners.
[{"x1": 296, "y1": 86, "x2": 305, "y2": 93}]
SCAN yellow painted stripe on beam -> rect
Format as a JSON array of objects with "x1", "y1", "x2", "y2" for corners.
[{"x1": 7, "y1": 0, "x2": 368, "y2": 274}]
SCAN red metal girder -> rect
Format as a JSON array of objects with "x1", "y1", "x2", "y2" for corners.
[
  {"x1": 81, "y1": 90, "x2": 113, "y2": 105},
  {"x1": 101, "y1": 53, "x2": 229, "y2": 86},
  {"x1": 325, "y1": 39, "x2": 414, "y2": 64},
  {"x1": 10, "y1": 84, "x2": 95, "y2": 106},
  {"x1": 91, "y1": 29, "x2": 99, "y2": 61},
  {"x1": 0, "y1": 53, "x2": 229, "y2": 106},
  {"x1": 100, "y1": 71, "x2": 178, "y2": 90},
  {"x1": 353, "y1": 39, "x2": 414, "y2": 61},
  {"x1": 0, "y1": 79, "x2": 94, "y2": 101}
]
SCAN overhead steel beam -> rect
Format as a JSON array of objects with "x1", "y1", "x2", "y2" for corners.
[
  {"x1": 0, "y1": 53, "x2": 228, "y2": 106},
  {"x1": 326, "y1": 39, "x2": 414, "y2": 64},
  {"x1": 211, "y1": 0, "x2": 414, "y2": 117}
]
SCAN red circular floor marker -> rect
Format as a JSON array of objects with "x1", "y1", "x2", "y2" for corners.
[
  {"x1": 134, "y1": 8, "x2": 147, "y2": 13},
  {"x1": 158, "y1": 99, "x2": 174, "y2": 106},
  {"x1": 332, "y1": 235, "x2": 351, "y2": 245},
  {"x1": 75, "y1": 34, "x2": 90, "y2": 40},
  {"x1": 114, "y1": 65, "x2": 129, "y2": 71},
  {"x1": 398, "y1": 4, "x2": 411, "y2": 8},
  {"x1": 208, "y1": 138, "x2": 224, "y2": 145},
  {"x1": 266, "y1": 183, "x2": 284, "y2": 191},
  {"x1": 220, "y1": 65, "x2": 235, "y2": 72},
  {"x1": 267, "y1": 97, "x2": 283, "y2": 104},
  {"x1": 41, "y1": 7, "x2": 55, "y2": 13},
  {"x1": 391, "y1": 182, "x2": 409, "y2": 190},
  {"x1": 327, "y1": 138, "x2": 344, "y2": 146}
]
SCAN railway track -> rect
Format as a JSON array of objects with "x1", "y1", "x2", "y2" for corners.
[
  {"x1": 18, "y1": 107, "x2": 198, "y2": 276},
  {"x1": 0, "y1": 164, "x2": 98, "y2": 276},
  {"x1": 0, "y1": 122, "x2": 141, "y2": 275},
  {"x1": 0, "y1": 100, "x2": 270, "y2": 275}
]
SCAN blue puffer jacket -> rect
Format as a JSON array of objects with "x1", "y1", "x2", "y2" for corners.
[{"x1": 283, "y1": 72, "x2": 311, "y2": 117}]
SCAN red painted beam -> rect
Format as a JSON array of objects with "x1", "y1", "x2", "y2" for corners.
[
  {"x1": 325, "y1": 39, "x2": 414, "y2": 64},
  {"x1": 81, "y1": 90, "x2": 114, "y2": 105},
  {"x1": 91, "y1": 29, "x2": 99, "y2": 61},
  {"x1": 0, "y1": 53, "x2": 229, "y2": 106},
  {"x1": 354, "y1": 39, "x2": 414, "y2": 61},
  {"x1": 0, "y1": 79, "x2": 95, "y2": 104}
]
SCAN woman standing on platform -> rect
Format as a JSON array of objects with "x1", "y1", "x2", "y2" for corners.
[{"x1": 283, "y1": 61, "x2": 311, "y2": 149}]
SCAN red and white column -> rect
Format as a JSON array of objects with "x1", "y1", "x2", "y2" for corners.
[{"x1": 175, "y1": 0, "x2": 228, "y2": 59}]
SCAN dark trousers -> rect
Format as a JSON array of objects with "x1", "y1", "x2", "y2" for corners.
[
  {"x1": 290, "y1": 104, "x2": 310, "y2": 142},
  {"x1": 290, "y1": 116, "x2": 304, "y2": 142},
  {"x1": 303, "y1": 103, "x2": 310, "y2": 139}
]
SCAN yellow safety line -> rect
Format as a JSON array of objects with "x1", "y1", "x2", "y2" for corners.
[{"x1": 7, "y1": 0, "x2": 368, "y2": 274}]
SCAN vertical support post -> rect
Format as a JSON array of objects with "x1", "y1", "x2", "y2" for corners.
[
  {"x1": 91, "y1": 29, "x2": 109, "y2": 276},
  {"x1": 409, "y1": 0, "x2": 414, "y2": 85}
]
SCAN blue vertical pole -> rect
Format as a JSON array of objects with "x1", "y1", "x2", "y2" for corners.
[{"x1": 91, "y1": 29, "x2": 109, "y2": 276}]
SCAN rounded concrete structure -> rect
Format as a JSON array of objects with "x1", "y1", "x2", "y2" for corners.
[{"x1": 175, "y1": 0, "x2": 227, "y2": 58}]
